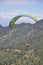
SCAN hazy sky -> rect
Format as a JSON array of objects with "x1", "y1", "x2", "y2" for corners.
[{"x1": 0, "y1": 0, "x2": 43, "y2": 26}]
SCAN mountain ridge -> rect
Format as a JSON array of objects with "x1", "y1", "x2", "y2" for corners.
[{"x1": 0, "y1": 19, "x2": 43, "y2": 50}]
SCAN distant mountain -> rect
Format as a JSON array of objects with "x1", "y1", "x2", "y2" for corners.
[{"x1": 0, "y1": 19, "x2": 43, "y2": 51}]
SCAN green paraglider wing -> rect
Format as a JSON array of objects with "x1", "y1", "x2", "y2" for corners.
[
  {"x1": 9, "y1": 14, "x2": 39, "y2": 28},
  {"x1": 9, "y1": 15, "x2": 22, "y2": 27}
]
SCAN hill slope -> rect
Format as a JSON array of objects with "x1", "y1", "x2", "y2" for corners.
[
  {"x1": 0, "y1": 20, "x2": 43, "y2": 50},
  {"x1": 0, "y1": 19, "x2": 43, "y2": 65}
]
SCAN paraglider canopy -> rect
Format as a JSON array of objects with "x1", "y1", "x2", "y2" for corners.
[{"x1": 9, "y1": 14, "x2": 39, "y2": 28}]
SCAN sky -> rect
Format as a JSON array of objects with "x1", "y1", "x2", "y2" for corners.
[{"x1": 0, "y1": 0, "x2": 43, "y2": 27}]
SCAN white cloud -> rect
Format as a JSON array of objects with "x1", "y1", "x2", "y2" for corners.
[
  {"x1": 0, "y1": 10, "x2": 43, "y2": 19},
  {"x1": 0, "y1": 10, "x2": 29, "y2": 26},
  {"x1": 0, "y1": 10, "x2": 43, "y2": 26},
  {"x1": 0, "y1": 10, "x2": 28, "y2": 19}
]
